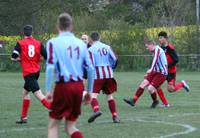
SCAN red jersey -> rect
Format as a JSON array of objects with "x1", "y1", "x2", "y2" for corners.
[
  {"x1": 161, "y1": 43, "x2": 178, "y2": 73},
  {"x1": 15, "y1": 37, "x2": 43, "y2": 77}
]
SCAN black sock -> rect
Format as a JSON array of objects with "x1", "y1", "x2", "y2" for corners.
[{"x1": 151, "y1": 93, "x2": 157, "y2": 102}]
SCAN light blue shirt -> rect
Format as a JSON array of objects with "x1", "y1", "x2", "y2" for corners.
[
  {"x1": 45, "y1": 32, "x2": 94, "y2": 92},
  {"x1": 89, "y1": 41, "x2": 117, "y2": 79}
]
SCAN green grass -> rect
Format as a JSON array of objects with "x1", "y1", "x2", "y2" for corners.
[{"x1": 0, "y1": 72, "x2": 200, "y2": 138}]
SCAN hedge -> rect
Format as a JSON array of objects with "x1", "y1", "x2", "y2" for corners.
[{"x1": 0, "y1": 25, "x2": 200, "y2": 71}]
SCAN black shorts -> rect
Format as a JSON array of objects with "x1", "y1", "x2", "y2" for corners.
[
  {"x1": 23, "y1": 72, "x2": 40, "y2": 93},
  {"x1": 166, "y1": 73, "x2": 176, "y2": 85}
]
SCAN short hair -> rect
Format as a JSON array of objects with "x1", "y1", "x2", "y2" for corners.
[
  {"x1": 90, "y1": 32, "x2": 100, "y2": 41},
  {"x1": 23, "y1": 25, "x2": 33, "y2": 36},
  {"x1": 158, "y1": 31, "x2": 168, "y2": 38},
  {"x1": 144, "y1": 40, "x2": 156, "y2": 45},
  {"x1": 57, "y1": 13, "x2": 72, "y2": 31}
]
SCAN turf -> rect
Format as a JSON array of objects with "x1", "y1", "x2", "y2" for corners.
[{"x1": 0, "y1": 72, "x2": 199, "y2": 138}]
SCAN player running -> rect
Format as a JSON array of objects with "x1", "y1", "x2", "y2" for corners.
[
  {"x1": 11, "y1": 25, "x2": 51, "y2": 124},
  {"x1": 87, "y1": 32, "x2": 120, "y2": 123},
  {"x1": 158, "y1": 31, "x2": 190, "y2": 93},
  {"x1": 124, "y1": 40, "x2": 168, "y2": 108},
  {"x1": 45, "y1": 13, "x2": 94, "y2": 138}
]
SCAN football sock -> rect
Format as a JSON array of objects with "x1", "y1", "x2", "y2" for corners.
[
  {"x1": 150, "y1": 93, "x2": 157, "y2": 102},
  {"x1": 71, "y1": 131, "x2": 84, "y2": 138},
  {"x1": 108, "y1": 99, "x2": 117, "y2": 118},
  {"x1": 21, "y1": 99, "x2": 30, "y2": 119},
  {"x1": 174, "y1": 82, "x2": 184, "y2": 91},
  {"x1": 157, "y1": 88, "x2": 168, "y2": 105},
  {"x1": 41, "y1": 98, "x2": 51, "y2": 110},
  {"x1": 133, "y1": 87, "x2": 144, "y2": 103},
  {"x1": 91, "y1": 98, "x2": 99, "y2": 112}
]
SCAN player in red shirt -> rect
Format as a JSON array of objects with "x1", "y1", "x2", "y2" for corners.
[
  {"x1": 11, "y1": 25, "x2": 51, "y2": 124},
  {"x1": 157, "y1": 31, "x2": 190, "y2": 106}
]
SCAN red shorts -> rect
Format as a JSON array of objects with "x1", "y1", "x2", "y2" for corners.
[
  {"x1": 49, "y1": 81, "x2": 84, "y2": 121},
  {"x1": 145, "y1": 72, "x2": 167, "y2": 88},
  {"x1": 93, "y1": 78, "x2": 117, "y2": 94}
]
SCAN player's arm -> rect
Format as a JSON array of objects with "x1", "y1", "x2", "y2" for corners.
[
  {"x1": 45, "y1": 42, "x2": 57, "y2": 95},
  {"x1": 40, "y1": 43, "x2": 47, "y2": 60},
  {"x1": 83, "y1": 49, "x2": 95, "y2": 104},
  {"x1": 109, "y1": 47, "x2": 118, "y2": 69},
  {"x1": 148, "y1": 48, "x2": 160, "y2": 73},
  {"x1": 11, "y1": 42, "x2": 21, "y2": 61},
  {"x1": 168, "y1": 48, "x2": 179, "y2": 68},
  {"x1": 84, "y1": 49, "x2": 95, "y2": 93}
]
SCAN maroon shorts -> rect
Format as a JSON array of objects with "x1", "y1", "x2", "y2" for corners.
[
  {"x1": 49, "y1": 81, "x2": 84, "y2": 121},
  {"x1": 93, "y1": 78, "x2": 117, "y2": 94},
  {"x1": 145, "y1": 72, "x2": 167, "y2": 88}
]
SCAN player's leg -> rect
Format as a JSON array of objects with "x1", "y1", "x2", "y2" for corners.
[
  {"x1": 16, "y1": 88, "x2": 30, "y2": 124},
  {"x1": 173, "y1": 80, "x2": 190, "y2": 92},
  {"x1": 90, "y1": 93, "x2": 100, "y2": 113},
  {"x1": 149, "y1": 73, "x2": 167, "y2": 108},
  {"x1": 157, "y1": 88, "x2": 169, "y2": 107},
  {"x1": 123, "y1": 79, "x2": 149, "y2": 106},
  {"x1": 48, "y1": 117, "x2": 61, "y2": 138},
  {"x1": 88, "y1": 80, "x2": 102, "y2": 123},
  {"x1": 148, "y1": 85, "x2": 159, "y2": 108},
  {"x1": 106, "y1": 94, "x2": 120, "y2": 123},
  {"x1": 166, "y1": 73, "x2": 189, "y2": 93},
  {"x1": 88, "y1": 92, "x2": 102, "y2": 123},
  {"x1": 34, "y1": 89, "x2": 51, "y2": 109},
  {"x1": 65, "y1": 120, "x2": 83, "y2": 138}
]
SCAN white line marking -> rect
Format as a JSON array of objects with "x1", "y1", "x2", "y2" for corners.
[
  {"x1": 168, "y1": 113, "x2": 200, "y2": 118},
  {"x1": 0, "y1": 113, "x2": 198, "y2": 138},
  {"x1": 0, "y1": 127, "x2": 45, "y2": 133},
  {"x1": 134, "y1": 119, "x2": 197, "y2": 138}
]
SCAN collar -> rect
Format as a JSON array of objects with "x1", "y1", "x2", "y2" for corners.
[{"x1": 59, "y1": 31, "x2": 74, "y2": 37}]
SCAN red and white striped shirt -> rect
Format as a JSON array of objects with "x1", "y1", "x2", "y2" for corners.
[{"x1": 149, "y1": 46, "x2": 168, "y2": 75}]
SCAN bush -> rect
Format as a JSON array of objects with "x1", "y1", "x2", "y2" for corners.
[{"x1": 0, "y1": 25, "x2": 199, "y2": 71}]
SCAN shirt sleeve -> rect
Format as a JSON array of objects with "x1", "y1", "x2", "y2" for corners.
[
  {"x1": 88, "y1": 48, "x2": 95, "y2": 65},
  {"x1": 11, "y1": 42, "x2": 20, "y2": 59},
  {"x1": 83, "y1": 48, "x2": 95, "y2": 92},
  {"x1": 40, "y1": 43, "x2": 47, "y2": 60},
  {"x1": 109, "y1": 47, "x2": 118, "y2": 69},
  {"x1": 168, "y1": 48, "x2": 179, "y2": 68},
  {"x1": 45, "y1": 41, "x2": 57, "y2": 93}
]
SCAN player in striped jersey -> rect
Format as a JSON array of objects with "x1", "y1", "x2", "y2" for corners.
[
  {"x1": 124, "y1": 40, "x2": 168, "y2": 108},
  {"x1": 87, "y1": 32, "x2": 120, "y2": 123},
  {"x1": 45, "y1": 13, "x2": 94, "y2": 138}
]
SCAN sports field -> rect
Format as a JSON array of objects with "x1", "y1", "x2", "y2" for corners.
[{"x1": 0, "y1": 72, "x2": 199, "y2": 138}]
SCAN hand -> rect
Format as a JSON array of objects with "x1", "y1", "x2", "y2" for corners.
[
  {"x1": 11, "y1": 57, "x2": 21, "y2": 61},
  {"x1": 46, "y1": 92, "x2": 53, "y2": 103},
  {"x1": 146, "y1": 69, "x2": 151, "y2": 74},
  {"x1": 83, "y1": 92, "x2": 91, "y2": 105}
]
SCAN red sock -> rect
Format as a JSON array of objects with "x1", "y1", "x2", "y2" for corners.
[
  {"x1": 174, "y1": 82, "x2": 184, "y2": 91},
  {"x1": 21, "y1": 99, "x2": 30, "y2": 119},
  {"x1": 157, "y1": 88, "x2": 168, "y2": 105},
  {"x1": 41, "y1": 99, "x2": 51, "y2": 110},
  {"x1": 133, "y1": 87, "x2": 144, "y2": 103},
  {"x1": 108, "y1": 99, "x2": 117, "y2": 118},
  {"x1": 91, "y1": 98, "x2": 99, "y2": 112},
  {"x1": 71, "y1": 131, "x2": 84, "y2": 138}
]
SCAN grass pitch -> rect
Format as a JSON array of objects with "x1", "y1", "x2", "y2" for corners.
[{"x1": 0, "y1": 72, "x2": 200, "y2": 138}]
